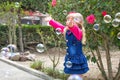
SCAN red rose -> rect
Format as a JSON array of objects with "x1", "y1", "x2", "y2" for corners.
[
  {"x1": 86, "y1": 14, "x2": 96, "y2": 24},
  {"x1": 102, "y1": 11, "x2": 107, "y2": 16},
  {"x1": 52, "y1": 0, "x2": 57, "y2": 7}
]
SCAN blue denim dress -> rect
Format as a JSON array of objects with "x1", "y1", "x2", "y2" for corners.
[{"x1": 64, "y1": 30, "x2": 89, "y2": 74}]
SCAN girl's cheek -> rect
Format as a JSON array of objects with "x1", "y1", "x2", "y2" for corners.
[{"x1": 66, "y1": 20, "x2": 70, "y2": 25}]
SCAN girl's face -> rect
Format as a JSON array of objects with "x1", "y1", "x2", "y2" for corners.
[
  {"x1": 66, "y1": 16, "x2": 74, "y2": 22},
  {"x1": 66, "y1": 16, "x2": 74, "y2": 26}
]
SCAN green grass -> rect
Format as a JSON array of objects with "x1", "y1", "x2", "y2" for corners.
[{"x1": 30, "y1": 60, "x2": 69, "y2": 80}]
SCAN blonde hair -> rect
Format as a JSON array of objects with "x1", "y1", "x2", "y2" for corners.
[{"x1": 66, "y1": 13, "x2": 86, "y2": 45}]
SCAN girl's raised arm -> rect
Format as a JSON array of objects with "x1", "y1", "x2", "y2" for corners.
[
  {"x1": 69, "y1": 25, "x2": 83, "y2": 41},
  {"x1": 49, "y1": 19, "x2": 65, "y2": 33}
]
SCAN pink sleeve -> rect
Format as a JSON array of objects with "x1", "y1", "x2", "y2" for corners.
[
  {"x1": 49, "y1": 19, "x2": 65, "y2": 33},
  {"x1": 69, "y1": 25, "x2": 83, "y2": 40}
]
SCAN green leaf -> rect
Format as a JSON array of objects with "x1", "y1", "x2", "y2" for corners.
[
  {"x1": 86, "y1": 55, "x2": 91, "y2": 60},
  {"x1": 91, "y1": 57, "x2": 97, "y2": 63}
]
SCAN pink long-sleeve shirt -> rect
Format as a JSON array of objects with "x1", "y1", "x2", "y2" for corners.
[{"x1": 49, "y1": 19, "x2": 83, "y2": 41}]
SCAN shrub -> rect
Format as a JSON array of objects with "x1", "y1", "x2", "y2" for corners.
[{"x1": 30, "y1": 60, "x2": 43, "y2": 70}]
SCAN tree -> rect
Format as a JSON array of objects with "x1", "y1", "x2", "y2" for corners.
[
  {"x1": 0, "y1": 1, "x2": 24, "y2": 52},
  {"x1": 37, "y1": 28, "x2": 64, "y2": 71},
  {"x1": 21, "y1": 0, "x2": 50, "y2": 13},
  {"x1": 48, "y1": 0, "x2": 120, "y2": 80},
  {"x1": 0, "y1": 2, "x2": 17, "y2": 45},
  {"x1": 0, "y1": 0, "x2": 50, "y2": 13}
]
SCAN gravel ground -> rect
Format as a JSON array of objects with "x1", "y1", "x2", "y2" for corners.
[{"x1": 15, "y1": 48, "x2": 120, "y2": 80}]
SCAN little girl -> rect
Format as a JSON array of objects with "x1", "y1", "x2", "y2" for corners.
[{"x1": 47, "y1": 12, "x2": 89, "y2": 79}]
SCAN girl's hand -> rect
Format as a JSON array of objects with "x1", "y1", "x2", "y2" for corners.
[{"x1": 45, "y1": 16, "x2": 52, "y2": 22}]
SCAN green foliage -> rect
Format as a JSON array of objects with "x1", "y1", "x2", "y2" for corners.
[
  {"x1": 86, "y1": 55, "x2": 91, "y2": 60},
  {"x1": 0, "y1": 24, "x2": 65, "y2": 50},
  {"x1": 0, "y1": 1, "x2": 22, "y2": 13},
  {"x1": 91, "y1": 56, "x2": 97, "y2": 63},
  {"x1": 30, "y1": 60, "x2": 69, "y2": 79},
  {"x1": 48, "y1": 1, "x2": 120, "y2": 80},
  {"x1": 43, "y1": 67, "x2": 69, "y2": 79},
  {"x1": 22, "y1": 25, "x2": 65, "y2": 49},
  {"x1": 21, "y1": 0, "x2": 50, "y2": 13},
  {"x1": 48, "y1": 0, "x2": 120, "y2": 49},
  {"x1": 0, "y1": 0, "x2": 20, "y2": 3},
  {"x1": 30, "y1": 60, "x2": 43, "y2": 70},
  {"x1": 0, "y1": 0, "x2": 50, "y2": 13},
  {"x1": 36, "y1": 25, "x2": 65, "y2": 48},
  {"x1": 0, "y1": 25, "x2": 8, "y2": 47}
]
